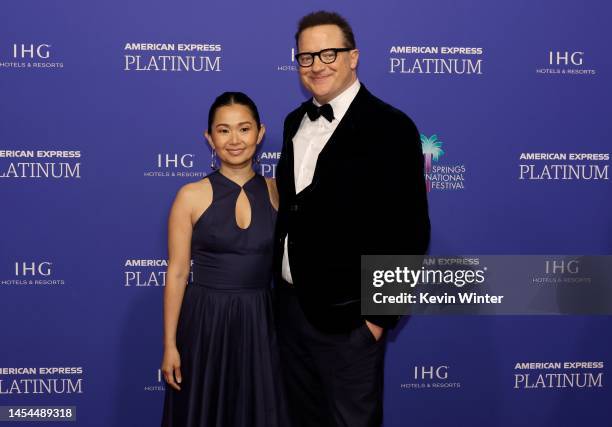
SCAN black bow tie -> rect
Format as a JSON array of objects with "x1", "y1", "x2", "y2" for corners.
[{"x1": 305, "y1": 102, "x2": 334, "y2": 122}]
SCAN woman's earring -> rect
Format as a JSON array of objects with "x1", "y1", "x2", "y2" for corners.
[
  {"x1": 210, "y1": 149, "x2": 218, "y2": 170},
  {"x1": 253, "y1": 153, "x2": 261, "y2": 165}
]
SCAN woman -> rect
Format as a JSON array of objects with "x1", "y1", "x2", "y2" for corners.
[{"x1": 160, "y1": 92, "x2": 286, "y2": 426}]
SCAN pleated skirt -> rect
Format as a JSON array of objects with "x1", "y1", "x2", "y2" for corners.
[{"x1": 161, "y1": 284, "x2": 288, "y2": 427}]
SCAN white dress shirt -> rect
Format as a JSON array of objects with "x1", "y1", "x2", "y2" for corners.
[{"x1": 282, "y1": 79, "x2": 361, "y2": 284}]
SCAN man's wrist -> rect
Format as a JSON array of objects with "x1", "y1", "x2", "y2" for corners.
[{"x1": 365, "y1": 319, "x2": 384, "y2": 341}]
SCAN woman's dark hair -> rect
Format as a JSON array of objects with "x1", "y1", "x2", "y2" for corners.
[
  {"x1": 207, "y1": 92, "x2": 261, "y2": 131},
  {"x1": 295, "y1": 11, "x2": 356, "y2": 49}
]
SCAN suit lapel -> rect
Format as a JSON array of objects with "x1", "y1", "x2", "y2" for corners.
[
  {"x1": 281, "y1": 103, "x2": 308, "y2": 197},
  {"x1": 310, "y1": 85, "x2": 367, "y2": 185},
  {"x1": 282, "y1": 85, "x2": 369, "y2": 196}
]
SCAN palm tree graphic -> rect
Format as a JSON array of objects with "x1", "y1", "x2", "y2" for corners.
[{"x1": 420, "y1": 134, "x2": 445, "y2": 192}]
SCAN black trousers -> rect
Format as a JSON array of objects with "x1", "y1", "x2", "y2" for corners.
[{"x1": 275, "y1": 285, "x2": 385, "y2": 427}]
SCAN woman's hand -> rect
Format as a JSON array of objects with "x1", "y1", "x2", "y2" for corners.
[{"x1": 161, "y1": 346, "x2": 183, "y2": 391}]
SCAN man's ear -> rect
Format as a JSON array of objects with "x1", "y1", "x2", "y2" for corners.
[{"x1": 350, "y1": 49, "x2": 359, "y2": 70}]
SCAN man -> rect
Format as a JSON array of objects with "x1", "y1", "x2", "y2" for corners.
[{"x1": 274, "y1": 10, "x2": 430, "y2": 427}]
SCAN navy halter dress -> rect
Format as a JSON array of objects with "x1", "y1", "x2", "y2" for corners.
[{"x1": 161, "y1": 171, "x2": 287, "y2": 427}]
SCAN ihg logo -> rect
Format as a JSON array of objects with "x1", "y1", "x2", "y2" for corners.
[
  {"x1": 13, "y1": 44, "x2": 51, "y2": 59},
  {"x1": 157, "y1": 153, "x2": 194, "y2": 169},
  {"x1": 414, "y1": 365, "x2": 448, "y2": 380},
  {"x1": 549, "y1": 51, "x2": 583, "y2": 66},
  {"x1": 14, "y1": 261, "x2": 52, "y2": 276}
]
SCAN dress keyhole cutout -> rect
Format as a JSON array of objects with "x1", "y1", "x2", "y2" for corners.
[{"x1": 235, "y1": 188, "x2": 252, "y2": 230}]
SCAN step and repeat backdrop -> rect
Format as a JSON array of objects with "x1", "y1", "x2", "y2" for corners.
[{"x1": 1, "y1": 0, "x2": 610, "y2": 426}]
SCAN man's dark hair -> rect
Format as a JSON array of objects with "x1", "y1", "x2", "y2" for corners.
[{"x1": 295, "y1": 11, "x2": 356, "y2": 49}]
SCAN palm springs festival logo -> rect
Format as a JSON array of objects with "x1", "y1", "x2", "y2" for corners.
[{"x1": 420, "y1": 134, "x2": 466, "y2": 191}]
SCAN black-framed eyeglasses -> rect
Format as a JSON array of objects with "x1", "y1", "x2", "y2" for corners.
[{"x1": 295, "y1": 47, "x2": 353, "y2": 67}]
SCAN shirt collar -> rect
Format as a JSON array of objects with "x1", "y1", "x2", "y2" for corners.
[{"x1": 312, "y1": 78, "x2": 360, "y2": 123}]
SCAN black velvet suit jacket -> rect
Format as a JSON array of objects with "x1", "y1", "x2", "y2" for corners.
[{"x1": 274, "y1": 84, "x2": 430, "y2": 333}]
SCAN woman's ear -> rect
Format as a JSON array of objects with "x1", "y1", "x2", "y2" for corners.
[
  {"x1": 257, "y1": 124, "x2": 266, "y2": 145},
  {"x1": 204, "y1": 131, "x2": 214, "y2": 149}
]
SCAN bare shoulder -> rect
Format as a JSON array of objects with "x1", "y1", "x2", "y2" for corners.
[
  {"x1": 172, "y1": 178, "x2": 213, "y2": 224},
  {"x1": 264, "y1": 177, "x2": 279, "y2": 211},
  {"x1": 175, "y1": 178, "x2": 211, "y2": 203}
]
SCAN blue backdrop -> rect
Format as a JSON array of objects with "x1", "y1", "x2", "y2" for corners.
[{"x1": 1, "y1": 0, "x2": 610, "y2": 426}]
